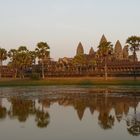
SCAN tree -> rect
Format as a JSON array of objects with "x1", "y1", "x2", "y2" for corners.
[
  {"x1": 8, "y1": 46, "x2": 33, "y2": 78},
  {"x1": 35, "y1": 42, "x2": 50, "y2": 79},
  {"x1": 8, "y1": 49, "x2": 18, "y2": 78},
  {"x1": 73, "y1": 54, "x2": 88, "y2": 66},
  {"x1": 29, "y1": 51, "x2": 37, "y2": 65},
  {"x1": 97, "y1": 42, "x2": 113, "y2": 80},
  {"x1": 0, "y1": 48, "x2": 7, "y2": 78},
  {"x1": 126, "y1": 36, "x2": 140, "y2": 80},
  {"x1": 72, "y1": 54, "x2": 96, "y2": 74}
]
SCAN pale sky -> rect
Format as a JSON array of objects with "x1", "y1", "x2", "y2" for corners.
[{"x1": 0, "y1": 0, "x2": 140, "y2": 60}]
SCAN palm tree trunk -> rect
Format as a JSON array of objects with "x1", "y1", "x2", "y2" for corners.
[
  {"x1": 42, "y1": 60, "x2": 45, "y2": 79},
  {"x1": 14, "y1": 68, "x2": 18, "y2": 78},
  {"x1": 22, "y1": 70, "x2": 25, "y2": 79},
  {"x1": 133, "y1": 50, "x2": 136, "y2": 80},
  {"x1": 0, "y1": 60, "x2": 2, "y2": 79},
  {"x1": 104, "y1": 57, "x2": 108, "y2": 80}
]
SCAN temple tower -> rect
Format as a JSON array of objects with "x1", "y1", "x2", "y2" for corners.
[
  {"x1": 123, "y1": 45, "x2": 129, "y2": 59},
  {"x1": 76, "y1": 42, "x2": 84, "y2": 56},
  {"x1": 114, "y1": 40, "x2": 123, "y2": 60},
  {"x1": 89, "y1": 47, "x2": 94, "y2": 56},
  {"x1": 99, "y1": 34, "x2": 107, "y2": 45}
]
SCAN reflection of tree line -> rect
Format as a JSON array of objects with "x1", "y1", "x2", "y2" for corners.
[
  {"x1": 0, "y1": 95, "x2": 140, "y2": 135},
  {"x1": 0, "y1": 98, "x2": 50, "y2": 128}
]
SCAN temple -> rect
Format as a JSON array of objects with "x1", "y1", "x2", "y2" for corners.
[{"x1": 1, "y1": 35, "x2": 140, "y2": 77}]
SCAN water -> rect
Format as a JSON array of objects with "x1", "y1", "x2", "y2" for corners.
[{"x1": 0, "y1": 86, "x2": 140, "y2": 140}]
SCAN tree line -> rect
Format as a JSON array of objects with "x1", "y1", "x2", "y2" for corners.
[{"x1": 0, "y1": 42, "x2": 50, "y2": 79}]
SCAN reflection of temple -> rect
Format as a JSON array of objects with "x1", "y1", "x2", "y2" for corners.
[
  {"x1": 1, "y1": 35, "x2": 140, "y2": 77},
  {"x1": 0, "y1": 90, "x2": 140, "y2": 134}
]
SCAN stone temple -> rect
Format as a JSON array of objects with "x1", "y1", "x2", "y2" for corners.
[
  {"x1": 1, "y1": 35, "x2": 140, "y2": 77},
  {"x1": 114, "y1": 40, "x2": 123, "y2": 60},
  {"x1": 75, "y1": 35, "x2": 136, "y2": 62}
]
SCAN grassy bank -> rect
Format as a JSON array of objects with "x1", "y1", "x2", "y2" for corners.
[{"x1": 0, "y1": 77, "x2": 140, "y2": 87}]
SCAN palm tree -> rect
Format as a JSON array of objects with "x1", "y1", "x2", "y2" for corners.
[
  {"x1": 17, "y1": 46, "x2": 32, "y2": 78},
  {"x1": 98, "y1": 42, "x2": 113, "y2": 80},
  {"x1": 35, "y1": 42, "x2": 50, "y2": 79},
  {"x1": 29, "y1": 51, "x2": 37, "y2": 65},
  {"x1": 8, "y1": 46, "x2": 32, "y2": 78},
  {"x1": 0, "y1": 48, "x2": 7, "y2": 78},
  {"x1": 126, "y1": 36, "x2": 140, "y2": 80},
  {"x1": 8, "y1": 49, "x2": 18, "y2": 78},
  {"x1": 18, "y1": 46, "x2": 28, "y2": 52}
]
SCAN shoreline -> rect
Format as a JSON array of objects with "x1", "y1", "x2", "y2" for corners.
[{"x1": 0, "y1": 77, "x2": 140, "y2": 87}]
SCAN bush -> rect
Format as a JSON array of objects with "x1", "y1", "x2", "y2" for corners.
[{"x1": 30, "y1": 73, "x2": 41, "y2": 80}]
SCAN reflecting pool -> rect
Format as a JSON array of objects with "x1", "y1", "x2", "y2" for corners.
[{"x1": 0, "y1": 86, "x2": 140, "y2": 140}]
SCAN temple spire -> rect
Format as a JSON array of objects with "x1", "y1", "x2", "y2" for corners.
[
  {"x1": 114, "y1": 40, "x2": 123, "y2": 60},
  {"x1": 89, "y1": 47, "x2": 94, "y2": 55},
  {"x1": 76, "y1": 42, "x2": 84, "y2": 55},
  {"x1": 123, "y1": 45, "x2": 129, "y2": 59},
  {"x1": 100, "y1": 34, "x2": 107, "y2": 45}
]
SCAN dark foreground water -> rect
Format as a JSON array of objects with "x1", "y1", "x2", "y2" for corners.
[{"x1": 0, "y1": 86, "x2": 140, "y2": 140}]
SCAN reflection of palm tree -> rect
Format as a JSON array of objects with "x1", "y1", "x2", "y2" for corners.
[
  {"x1": 127, "y1": 111, "x2": 140, "y2": 136},
  {"x1": 98, "y1": 92, "x2": 115, "y2": 129},
  {"x1": 0, "y1": 107, "x2": 6, "y2": 119},
  {"x1": 126, "y1": 94, "x2": 140, "y2": 136},
  {"x1": 98, "y1": 112, "x2": 115, "y2": 129},
  {"x1": 127, "y1": 122, "x2": 140, "y2": 136},
  {"x1": 9, "y1": 98, "x2": 33, "y2": 122},
  {"x1": 115, "y1": 103, "x2": 124, "y2": 122},
  {"x1": 35, "y1": 108, "x2": 50, "y2": 128},
  {"x1": 0, "y1": 99, "x2": 7, "y2": 119}
]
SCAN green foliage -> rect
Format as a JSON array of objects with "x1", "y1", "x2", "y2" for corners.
[
  {"x1": 0, "y1": 47, "x2": 7, "y2": 78},
  {"x1": 97, "y1": 41, "x2": 113, "y2": 80},
  {"x1": 35, "y1": 42, "x2": 50, "y2": 60},
  {"x1": 35, "y1": 109, "x2": 50, "y2": 128},
  {"x1": 126, "y1": 36, "x2": 140, "y2": 51},
  {"x1": 126, "y1": 36, "x2": 140, "y2": 80},
  {"x1": 73, "y1": 54, "x2": 88, "y2": 65},
  {"x1": 35, "y1": 42, "x2": 50, "y2": 79},
  {"x1": 8, "y1": 46, "x2": 33, "y2": 78},
  {"x1": 98, "y1": 42, "x2": 113, "y2": 58},
  {"x1": 0, "y1": 48, "x2": 7, "y2": 62}
]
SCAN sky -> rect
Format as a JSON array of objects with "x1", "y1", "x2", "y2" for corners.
[{"x1": 0, "y1": 0, "x2": 140, "y2": 60}]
